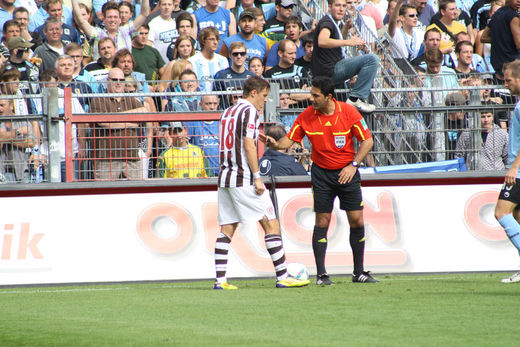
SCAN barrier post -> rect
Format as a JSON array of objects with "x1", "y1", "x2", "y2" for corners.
[
  {"x1": 265, "y1": 82, "x2": 279, "y2": 123},
  {"x1": 43, "y1": 87, "x2": 61, "y2": 182}
]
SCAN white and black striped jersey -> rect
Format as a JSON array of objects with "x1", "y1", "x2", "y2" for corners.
[{"x1": 218, "y1": 98, "x2": 259, "y2": 188}]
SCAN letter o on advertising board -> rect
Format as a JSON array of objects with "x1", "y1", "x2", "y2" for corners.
[
  {"x1": 136, "y1": 203, "x2": 194, "y2": 254},
  {"x1": 281, "y1": 194, "x2": 337, "y2": 244},
  {"x1": 464, "y1": 191, "x2": 506, "y2": 241}
]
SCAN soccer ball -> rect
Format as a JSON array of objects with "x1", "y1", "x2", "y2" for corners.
[{"x1": 287, "y1": 262, "x2": 309, "y2": 281}]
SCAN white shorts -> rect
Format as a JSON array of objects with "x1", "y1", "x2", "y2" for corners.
[{"x1": 217, "y1": 186, "x2": 277, "y2": 225}]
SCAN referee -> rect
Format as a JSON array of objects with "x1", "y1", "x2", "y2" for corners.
[{"x1": 260, "y1": 76, "x2": 378, "y2": 284}]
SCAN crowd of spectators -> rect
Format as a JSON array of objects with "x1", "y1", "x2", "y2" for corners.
[{"x1": 0, "y1": 0, "x2": 517, "y2": 183}]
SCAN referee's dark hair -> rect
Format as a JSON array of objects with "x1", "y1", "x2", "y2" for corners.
[{"x1": 311, "y1": 76, "x2": 335, "y2": 98}]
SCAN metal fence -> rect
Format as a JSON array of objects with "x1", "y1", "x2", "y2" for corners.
[{"x1": 0, "y1": 76, "x2": 515, "y2": 183}]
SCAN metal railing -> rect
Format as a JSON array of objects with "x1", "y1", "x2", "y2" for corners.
[{"x1": 0, "y1": 76, "x2": 515, "y2": 183}]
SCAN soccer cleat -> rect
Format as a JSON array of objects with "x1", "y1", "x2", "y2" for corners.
[
  {"x1": 276, "y1": 276, "x2": 310, "y2": 288},
  {"x1": 347, "y1": 98, "x2": 376, "y2": 113},
  {"x1": 316, "y1": 273, "x2": 335, "y2": 286},
  {"x1": 213, "y1": 282, "x2": 238, "y2": 290},
  {"x1": 501, "y1": 272, "x2": 520, "y2": 283},
  {"x1": 352, "y1": 271, "x2": 379, "y2": 283}
]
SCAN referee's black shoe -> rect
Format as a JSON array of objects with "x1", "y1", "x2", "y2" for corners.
[
  {"x1": 316, "y1": 273, "x2": 335, "y2": 286},
  {"x1": 352, "y1": 271, "x2": 379, "y2": 283}
]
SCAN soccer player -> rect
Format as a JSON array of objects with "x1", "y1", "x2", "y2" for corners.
[
  {"x1": 494, "y1": 60, "x2": 520, "y2": 283},
  {"x1": 214, "y1": 76, "x2": 310, "y2": 290},
  {"x1": 260, "y1": 76, "x2": 378, "y2": 285}
]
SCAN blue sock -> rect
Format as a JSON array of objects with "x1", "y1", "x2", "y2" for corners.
[{"x1": 498, "y1": 214, "x2": 520, "y2": 255}]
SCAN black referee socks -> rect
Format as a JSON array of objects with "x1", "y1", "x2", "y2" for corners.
[{"x1": 312, "y1": 226, "x2": 329, "y2": 276}]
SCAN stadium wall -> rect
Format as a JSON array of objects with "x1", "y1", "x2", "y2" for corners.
[{"x1": 0, "y1": 173, "x2": 515, "y2": 286}]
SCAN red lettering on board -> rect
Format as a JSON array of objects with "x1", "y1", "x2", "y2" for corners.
[
  {"x1": 136, "y1": 203, "x2": 193, "y2": 254},
  {"x1": 464, "y1": 190, "x2": 506, "y2": 241}
]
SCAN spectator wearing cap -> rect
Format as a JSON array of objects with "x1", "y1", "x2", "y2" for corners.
[
  {"x1": 456, "y1": 109, "x2": 508, "y2": 170},
  {"x1": 444, "y1": 91, "x2": 467, "y2": 159},
  {"x1": 264, "y1": 0, "x2": 295, "y2": 42},
  {"x1": 157, "y1": 121, "x2": 207, "y2": 179},
  {"x1": 265, "y1": 15, "x2": 305, "y2": 71},
  {"x1": 6, "y1": 36, "x2": 40, "y2": 100},
  {"x1": 259, "y1": 124, "x2": 308, "y2": 176},
  {"x1": 33, "y1": 16, "x2": 66, "y2": 73},
  {"x1": 192, "y1": 0, "x2": 236, "y2": 52},
  {"x1": 220, "y1": 9, "x2": 268, "y2": 65}
]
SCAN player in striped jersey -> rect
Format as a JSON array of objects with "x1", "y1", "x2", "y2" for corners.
[{"x1": 213, "y1": 76, "x2": 310, "y2": 290}]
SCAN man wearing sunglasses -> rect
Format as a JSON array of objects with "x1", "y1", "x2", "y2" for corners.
[
  {"x1": 89, "y1": 67, "x2": 152, "y2": 181},
  {"x1": 388, "y1": 0, "x2": 424, "y2": 62},
  {"x1": 409, "y1": 0, "x2": 435, "y2": 28},
  {"x1": 214, "y1": 41, "x2": 256, "y2": 109}
]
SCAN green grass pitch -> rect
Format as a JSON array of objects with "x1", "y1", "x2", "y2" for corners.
[{"x1": 0, "y1": 273, "x2": 518, "y2": 346}]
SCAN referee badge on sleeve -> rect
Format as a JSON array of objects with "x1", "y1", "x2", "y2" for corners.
[{"x1": 335, "y1": 135, "x2": 346, "y2": 149}]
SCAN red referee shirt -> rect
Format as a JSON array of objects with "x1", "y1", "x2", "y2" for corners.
[{"x1": 288, "y1": 99, "x2": 372, "y2": 170}]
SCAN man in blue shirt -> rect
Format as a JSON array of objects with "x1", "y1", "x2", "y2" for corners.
[
  {"x1": 189, "y1": 94, "x2": 220, "y2": 177},
  {"x1": 265, "y1": 16, "x2": 305, "y2": 70},
  {"x1": 259, "y1": 124, "x2": 308, "y2": 176},
  {"x1": 0, "y1": 0, "x2": 19, "y2": 40},
  {"x1": 220, "y1": 9, "x2": 268, "y2": 66}
]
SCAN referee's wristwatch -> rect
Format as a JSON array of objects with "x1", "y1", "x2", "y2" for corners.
[{"x1": 351, "y1": 161, "x2": 359, "y2": 168}]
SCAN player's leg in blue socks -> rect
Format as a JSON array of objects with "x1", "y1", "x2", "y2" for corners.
[{"x1": 498, "y1": 214, "x2": 520, "y2": 255}]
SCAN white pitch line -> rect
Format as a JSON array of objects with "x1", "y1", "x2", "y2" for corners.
[{"x1": 0, "y1": 284, "x2": 198, "y2": 295}]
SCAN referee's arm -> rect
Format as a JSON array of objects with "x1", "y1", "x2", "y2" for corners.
[{"x1": 338, "y1": 137, "x2": 374, "y2": 184}]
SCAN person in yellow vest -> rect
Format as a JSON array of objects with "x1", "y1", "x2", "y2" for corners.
[{"x1": 157, "y1": 122, "x2": 208, "y2": 178}]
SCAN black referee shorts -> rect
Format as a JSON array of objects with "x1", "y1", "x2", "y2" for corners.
[{"x1": 311, "y1": 163, "x2": 363, "y2": 213}]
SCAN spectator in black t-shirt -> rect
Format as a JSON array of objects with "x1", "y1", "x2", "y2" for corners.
[
  {"x1": 264, "y1": 39, "x2": 310, "y2": 105},
  {"x1": 481, "y1": 0, "x2": 520, "y2": 79},
  {"x1": 311, "y1": 0, "x2": 379, "y2": 113},
  {"x1": 264, "y1": 0, "x2": 295, "y2": 42},
  {"x1": 294, "y1": 32, "x2": 313, "y2": 81}
]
